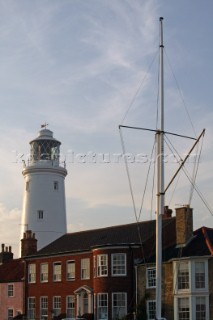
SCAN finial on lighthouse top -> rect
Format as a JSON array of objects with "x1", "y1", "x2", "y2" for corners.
[{"x1": 41, "y1": 123, "x2": 49, "y2": 129}]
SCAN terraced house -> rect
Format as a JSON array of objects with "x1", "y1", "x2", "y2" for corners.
[{"x1": 136, "y1": 206, "x2": 213, "y2": 320}]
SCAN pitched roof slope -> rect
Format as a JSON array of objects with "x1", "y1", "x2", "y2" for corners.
[
  {"x1": 28, "y1": 218, "x2": 176, "y2": 257},
  {"x1": 0, "y1": 259, "x2": 24, "y2": 282},
  {"x1": 142, "y1": 226, "x2": 213, "y2": 263}
]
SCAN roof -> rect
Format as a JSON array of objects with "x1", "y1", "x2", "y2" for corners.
[
  {"x1": 140, "y1": 226, "x2": 213, "y2": 264},
  {"x1": 0, "y1": 259, "x2": 24, "y2": 282},
  {"x1": 26, "y1": 218, "x2": 176, "y2": 258}
]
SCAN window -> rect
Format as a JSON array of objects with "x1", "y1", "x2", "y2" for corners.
[
  {"x1": 28, "y1": 264, "x2": 36, "y2": 283},
  {"x1": 93, "y1": 256, "x2": 97, "y2": 278},
  {"x1": 147, "y1": 300, "x2": 156, "y2": 320},
  {"x1": 178, "y1": 262, "x2": 189, "y2": 290},
  {"x1": 67, "y1": 261, "x2": 75, "y2": 280},
  {"x1": 40, "y1": 297, "x2": 48, "y2": 319},
  {"x1": 196, "y1": 296, "x2": 206, "y2": 320},
  {"x1": 28, "y1": 297, "x2": 36, "y2": 320},
  {"x1": 53, "y1": 296, "x2": 61, "y2": 316},
  {"x1": 195, "y1": 262, "x2": 205, "y2": 289},
  {"x1": 40, "y1": 263, "x2": 48, "y2": 282},
  {"x1": 8, "y1": 309, "x2": 13, "y2": 320},
  {"x1": 97, "y1": 255, "x2": 108, "y2": 277},
  {"x1": 178, "y1": 297, "x2": 190, "y2": 320},
  {"x1": 112, "y1": 253, "x2": 126, "y2": 276},
  {"x1": 66, "y1": 295, "x2": 75, "y2": 318},
  {"x1": 54, "y1": 181, "x2": 59, "y2": 190},
  {"x1": 8, "y1": 284, "x2": 14, "y2": 297},
  {"x1": 26, "y1": 181, "x2": 30, "y2": 191},
  {"x1": 37, "y1": 210, "x2": 44, "y2": 220},
  {"x1": 146, "y1": 268, "x2": 156, "y2": 288},
  {"x1": 53, "y1": 262, "x2": 61, "y2": 281},
  {"x1": 81, "y1": 258, "x2": 90, "y2": 279},
  {"x1": 112, "y1": 293, "x2": 127, "y2": 319},
  {"x1": 97, "y1": 293, "x2": 108, "y2": 320}
]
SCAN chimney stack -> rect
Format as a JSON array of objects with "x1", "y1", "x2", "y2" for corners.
[
  {"x1": 0, "y1": 243, "x2": 13, "y2": 263},
  {"x1": 21, "y1": 230, "x2": 37, "y2": 257},
  {"x1": 176, "y1": 205, "x2": 193, "y2": 246},
  {"x1": 163, "y1": 206, "x2": 173, "y2": 219}
]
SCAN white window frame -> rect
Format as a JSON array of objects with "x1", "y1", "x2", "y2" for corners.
[
  {"x1": 53, "y1": 262, "x2": 61, "y2": 282},
  {"x1": 111, "y1": 253, "x2": 126, "y2": 276},
  {"x1": 28, "y1": 297, "x2": 36, "y2": 320},
  {"x1": 53, "y1": 296, "x2": 61, "y2": 316},
  {"x1": 97, "y1": 293, "x2": 108, "y2": 320},
  {"x1": 67, "y1": 260, "x2": 75, "y2": 280},
  {"x1": 93, "y1": 256, "x2": 97, "y2": 278},
  {"x1": 146, "y1": 267, "x2": 156, "y2": 288},
  {"x1": 174, "y1": 261, "x2": 190, "y2": 292},
  {"x1": 146, "y1": 300, "x2": 156, "y2": 320},
  {"x1": 97, "y1": 254, "x2": 108, "y2": 277},
  {"x1": 8, "y1": 284, "x2": 14, "y2": 297},
  {"x1": 66, "y1": 295, "x2": 75, "y2": 318},
  {"x1": 81, "y1": 258, "x2": 90, "y2": 280},
  {"x1": 8, "y1": 308, "x2": 13, "y2": 320},
  {"x1": 192, "y1": 260, "x2": 208, "y2": 292},
  {"x1": 40, "y1": 263, "x2": 48, "y2": 282},
  {"x1": 28, "y1": 264, "x2": 36, "y2": 283},
  {"x1": 40, "y1": 296, "x2": 48, "y2": 319},
  {"x1": 177, "y1": 297, "x2": 190, "y2": 320},
  {"x1": 112, "y1": 292, "x2": 127, "y2": 319}
]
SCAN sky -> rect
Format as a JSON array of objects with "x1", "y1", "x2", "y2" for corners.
[{"x1": 0, "y1": 0, "x2": 213, "y2": 257}]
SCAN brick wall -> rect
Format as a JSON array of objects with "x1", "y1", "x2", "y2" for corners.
[{"x1": 26, "y1": 246, "x2": 141, "y2": 319}]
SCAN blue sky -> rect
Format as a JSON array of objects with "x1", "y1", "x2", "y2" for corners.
[{"x1": 0, "y1": 0, "x2": 213, "y2": 257}]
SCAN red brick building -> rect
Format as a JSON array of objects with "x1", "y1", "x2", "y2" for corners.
[{"x1": 24, "y1": 218, "x2": 176, "y2": 320}]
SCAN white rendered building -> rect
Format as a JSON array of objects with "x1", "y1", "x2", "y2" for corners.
[{"x1": 20, "y1": 127, "x2": 67, "y2": 252}]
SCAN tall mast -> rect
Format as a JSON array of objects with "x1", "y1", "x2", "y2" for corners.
[{"x1": 156, "y1": 17, "x2": 165, "y2": 320}]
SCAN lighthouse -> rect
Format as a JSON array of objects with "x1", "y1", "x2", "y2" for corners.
[{"x1": 20, "y1": 126, "x2": 67, "y2": 251}]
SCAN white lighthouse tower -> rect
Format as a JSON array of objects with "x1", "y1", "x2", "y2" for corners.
[{"x1": 20, "y1": 126, "x2": 67, "y2": 251}]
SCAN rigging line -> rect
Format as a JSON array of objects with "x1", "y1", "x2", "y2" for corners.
[
  {"x1": 164, "y1": 49, "x2": 197, "y2": 138},
  {"x1": 118, "y1": 127, "x2": 147, "y2": 265},
  {"x1": 138, "y1": 138, "x2": 156, "y2": 221},
  {"x1": 164, "y1": 129, "x2": 205, "y2": 194},
  {"x1": 120, "y1": 49, "x2": 158, "y2": 125},
  {"x1": 119, "y1": 127, "x2": 138, "y2": 222},
  {"x1": 165, "y1": 135, "x2": 213, "y2": 215},
  {"x1": 188, "y1": 134, "x2": 204, "y2": 204}
]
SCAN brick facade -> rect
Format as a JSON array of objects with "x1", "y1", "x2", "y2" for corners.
[{"x1": 26, "y1": 245, "x2": 141, "y2": 320}]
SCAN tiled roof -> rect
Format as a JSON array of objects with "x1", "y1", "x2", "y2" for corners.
[
  {"x1": 141, "y1": 226, "x2": 213, "y2": 264},
  {"x1": 27, "y1": 218, "x2": 176, "y2": 258},
  {"x1": 0, "y1": 259, "x2": 24, "y2": 282}
]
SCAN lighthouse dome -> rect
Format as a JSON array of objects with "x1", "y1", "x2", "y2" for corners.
[{"x1": 29, "y1": 128, "x2": 61, "y2": 165}]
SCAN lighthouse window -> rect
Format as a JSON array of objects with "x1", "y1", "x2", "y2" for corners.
[
  {"x1": 54, "y1": 181, "x2": 59, "y2": 190},
  {"x1": 26, "y1": 181, "x2": 30, "y2": 191},
  {"x1": 37, "y1": 210, "x2": 44, "y2": 220}
]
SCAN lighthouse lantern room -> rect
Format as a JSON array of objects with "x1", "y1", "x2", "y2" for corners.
[{"x1": 20, "y1": 127, "x2": 67, "y2": 252}]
